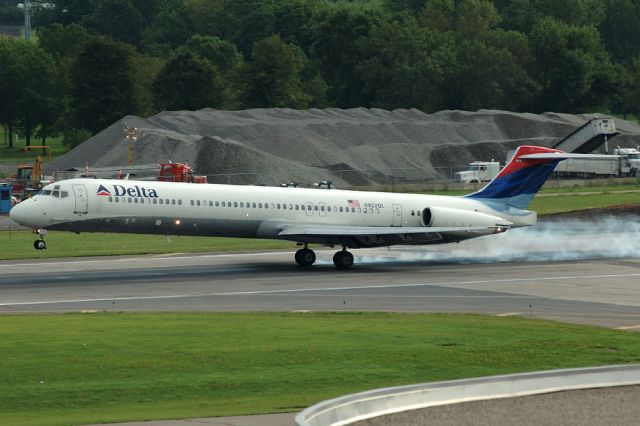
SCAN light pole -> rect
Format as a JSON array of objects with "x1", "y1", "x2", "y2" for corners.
[{"x1": 124, "y1": 126, "x2": 138, "y2": 166}]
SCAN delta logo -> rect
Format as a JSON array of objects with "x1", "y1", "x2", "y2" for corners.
[{"x1": 96, "y1": 184, "x2": 159, "y2": 198}]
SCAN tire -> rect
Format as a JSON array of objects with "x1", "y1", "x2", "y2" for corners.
[
  {"x1": 333, "y1": 251, "x2": 354, "y2": 270},
  {"x1": 295, "y1": 248, "x2": 316, "y2": 266},
  {"x1": 34, "y1": 240, "x2": 46, "y2": 250}
]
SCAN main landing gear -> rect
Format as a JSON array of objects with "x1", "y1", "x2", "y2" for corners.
[
  {"x1": 294, "y1": 245, "x2": 355, "y2": 270},
  {"x1": 295, "y1": 246, "x2": 316, "y2": 266},
  {"x1": 33, "y1": 228, "x2": 47, "y2": 250},
  {"x1": 333, "y1": 249, "x2": 354, "y2": 270}
]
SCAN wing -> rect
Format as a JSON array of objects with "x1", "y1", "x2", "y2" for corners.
[{"x1": 278, "y1": 224, "x2": 501, "y2": 248}]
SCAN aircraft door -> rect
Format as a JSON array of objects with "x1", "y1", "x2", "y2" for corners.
[
  {"x1": 72, "y1": 184, "x2": 89, "y2": 214},
  {"x1": 392, "y1": 204, "x2": 402, "y2": 226},
  {"x1": 305, "y1": 201, "x2": 313, "y2": 217}
]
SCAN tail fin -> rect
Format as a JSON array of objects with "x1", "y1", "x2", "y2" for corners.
[{"x1": 466, "y1": 145, "x2": 563, "y2": 209}]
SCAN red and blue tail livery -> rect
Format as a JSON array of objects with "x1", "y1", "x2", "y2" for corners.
[{"x1": 466, "y1": 146, "x2": 563, "y2": 210}]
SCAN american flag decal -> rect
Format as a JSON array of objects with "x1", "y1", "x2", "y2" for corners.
[
  {"x1": 347, "y1": 199, "x2": 360, "y2": 208},
  {"x1": 96, "y1": 184, "x2": 111, "y2": 196}
]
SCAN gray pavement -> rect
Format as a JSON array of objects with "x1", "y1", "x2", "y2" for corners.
[{"x1": 354, "y1": 385, "x2": 640, "y2": 426}]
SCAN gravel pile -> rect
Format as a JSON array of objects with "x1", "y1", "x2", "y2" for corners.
[{"x1": 46, "y1": 108, "x2": 640, "y2": 186}]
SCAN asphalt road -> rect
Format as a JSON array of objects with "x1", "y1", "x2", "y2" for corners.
[{"x1": 1, "y1": 248, "x2": 639, "y2": 330}]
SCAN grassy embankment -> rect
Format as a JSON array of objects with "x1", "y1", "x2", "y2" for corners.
[
  {"x1": 0, "y1": 130, "x2": 65, "y2": 166},
  {"x1": 1, "y1": 312, "x2": 639, "y2": 426},
  {"x1": 1, "y1": 186, "x2": 639, "y2": 260}
]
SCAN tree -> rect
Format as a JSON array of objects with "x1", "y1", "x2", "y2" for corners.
[
  {"x1": 235, "y1": 35, "x2": 312, "y2": 108},
  {"x1": 142, "y1": 0, "x2": 194, "y2": 54},
  {"x1": 0, "y1": 39, "x2": 57, "y2": 147},
  {"x1": 312, "y1": 9, "x2": 383, "y2": 107},
  {"x1": 599, "y1": 0, "x2": 640, "y2": 63},
  {"x1": 355, "y1": 15, "x2": 454, "y2": 111},
  {"x1": 529, "y1": 17, "x2": 615, "y2": 112},
  {"x1": 83, "y1": 0, "x2": 145, "y2": 46},
  {"x1": 70, "y1": 37, "x2": 140, "y2": 133},
  {"x1": 153, "y1": 51, "x2": 224, "y2": 111},
  {"x1": 181, "y1": 35, "x2": 243, "y2": 73}
]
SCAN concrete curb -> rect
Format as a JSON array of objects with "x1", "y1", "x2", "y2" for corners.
[{"x1": 295, "y1": 364, "x2": 640, "y2": 426}]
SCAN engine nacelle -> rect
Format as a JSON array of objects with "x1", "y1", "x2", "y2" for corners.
[{"x1": 421, "y1": 206, "x2": 511, "y2": 228}]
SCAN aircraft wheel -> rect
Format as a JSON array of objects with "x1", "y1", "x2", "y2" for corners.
[
  {"x1": 295, "y1": 248, "x2": 316, "y2": 266},
  {"x1": 34, "y1": 240, "x2": 46, "y2": 250},
  {"x1": 333, "y1": 250, "x2": 354, "y2": 270}
]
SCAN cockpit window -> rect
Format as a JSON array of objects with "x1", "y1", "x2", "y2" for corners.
[
  {"x1": 40, "y1": 190, "x2": 52, "y2": 196},
  {"x1": 52, "y1": 190, "x2": 60, "y2": 198},
  {"x1": 61, "y1": 191, "x2": 69, "y2": 198}
]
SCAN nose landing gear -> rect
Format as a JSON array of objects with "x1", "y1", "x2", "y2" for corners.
[{"x1": 33, "y1": 228, "x2": 47, "y2": 250}]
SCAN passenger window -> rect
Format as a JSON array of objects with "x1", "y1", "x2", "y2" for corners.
[
  {"x1": 165, "y1": 199, "x2": 169, "y2": 205},
  {"x1": 178, "y1": 200, "x2": 182, "y2": 205},
  {"x1": 234, "y1": 202, "x2": 238, "y2": 207},
  {"x1": 215, "y1": 201, "x2": 219, "y2": 207},
  {"x1": 108, "y1": 197, "x2": 113, "y2": 202},
  {"x1": 209, "y1": 201, "x2": 213, "y2": 207},
  {"x1": 339, "y1": 207, "x2": 343, "y2": 212},
  {"x1": 115, "y1": 197, "x2": 120, "y2": 203},
  {"x1": 282, "y1": 204, "x2": 287, "y2": 210},
  {"x1": 320, "y1": 206, "x2": 325, "y2": 211},
  {"x1": 314, "y1": 206, "x2": 318, "y2": 211},
  {"x1": 153, "y1": 199, "x2": 157, "y2": 204},
  {"x1": 277, "y1": 203, "x2": 281, "y2": 209},
  {"x1": 258, "y1": 203, "x2": 262, "y2": 208},
  {"x1": 172, "y1": 199, "x2": 176, "y2": 205},
  {"x1": 363, "y1": 208, "x2": 367, "y2": 213},
  {"x1": 159, "y1": 199, "x2": 163, "y2": 205},
  {"x1": 221, "y1": 201, "x2": 225, "y2": 207},
  {"x1": 252, "y1": 202, "x2": 257, "y2": 208},
  {"x1": 357, "y1": 208, "x2": 361, "y2": 213},
  {"x1": 240, "y1": 202, "x2": 244, "y2": 207},
  {"x1": 295, "y1": 205, "x2": 299, "y2": 210},
  {"x1": 197, "y1": 200, "x2": 201, "y2": 206}
]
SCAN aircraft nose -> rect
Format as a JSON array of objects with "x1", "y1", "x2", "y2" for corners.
[{"x1": 9, "y1": 202, "x2": 27, "y2": 225}]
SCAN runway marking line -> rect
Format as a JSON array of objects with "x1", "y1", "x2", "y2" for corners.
[
  {"x1": 615, "y1": 325, "x2": 640, "y2": 330},
  {"x1": 2, "y1": 272, "x2": 640, "y2": 307}
]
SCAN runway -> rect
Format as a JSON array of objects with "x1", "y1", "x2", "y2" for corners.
[{"x1": 1, "y1": 246, "x2": 639, "y2": 330}]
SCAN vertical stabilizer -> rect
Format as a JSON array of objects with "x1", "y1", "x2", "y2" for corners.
[{"x1": 465, "y1": 146, "x2": 563, "y2": 209}]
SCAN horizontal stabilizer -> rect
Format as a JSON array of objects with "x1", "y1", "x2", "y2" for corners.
[{"x1": 520, "y1": 153, "x2": 616, "y2": 160}]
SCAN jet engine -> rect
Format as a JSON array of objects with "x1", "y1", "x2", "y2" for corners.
[{"x1": 421, "y1": 206, "x2": 512, "y2": 228}]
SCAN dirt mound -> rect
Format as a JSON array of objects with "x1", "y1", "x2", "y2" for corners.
[{"x1": 46, "y1": 108, "x2": 640, "y2": 186}]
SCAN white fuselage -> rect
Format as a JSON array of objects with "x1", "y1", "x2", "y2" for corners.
[{"x1": 10, "y1": 179, "x2": 536, "y2": 247}]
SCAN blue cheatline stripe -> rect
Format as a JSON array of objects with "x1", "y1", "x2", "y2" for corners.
[{"x1": 466, "y1": 161, "x2": 560, "y2": 209}]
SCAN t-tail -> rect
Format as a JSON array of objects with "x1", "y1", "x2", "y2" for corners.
[{"x1": 465, "y1": 145, "x2": 564, "y2": 209}]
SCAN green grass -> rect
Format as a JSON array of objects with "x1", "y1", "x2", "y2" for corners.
[
  {"x1": 0, "y1": 127, "x2": 67, "y2": 165},
  {"x1": 529, "y1": 192, "x2": 640, "y2": 214},
  {"x1": 0, "y1": 232, "x2": 294, "y2": 260},
  {"x1": 0, "y1": 312, "x2": 639, "y2": 426}
]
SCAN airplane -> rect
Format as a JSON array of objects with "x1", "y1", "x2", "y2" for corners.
[{"x1": 9, "y1": 145, "x2": 592, "y2": 269}]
